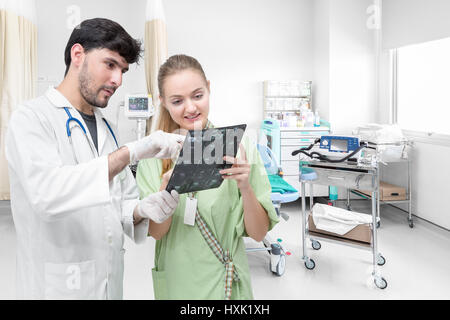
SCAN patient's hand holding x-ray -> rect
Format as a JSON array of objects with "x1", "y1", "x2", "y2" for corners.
[{"x1": 165, "y1": 124, "x2": 246, "y2": 194}]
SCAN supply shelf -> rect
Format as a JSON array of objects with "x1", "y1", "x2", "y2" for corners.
[{"x1": 347, "y1": 140, "x2": 414, "y2": 228}]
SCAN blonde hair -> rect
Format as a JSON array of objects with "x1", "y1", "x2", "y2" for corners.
[{"x1": 157, "y1": 54, "x2": 208, "y2": 176}]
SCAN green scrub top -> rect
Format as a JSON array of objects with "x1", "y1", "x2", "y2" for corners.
[{"x1": 136, "y1": 137, "x2": 279, "y2": 300}]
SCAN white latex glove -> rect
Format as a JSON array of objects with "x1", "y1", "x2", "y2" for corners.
[
  {"x1": 136, "y1": 190, "x2": 180, "y2": 223},
  {"x1": 126, "y1": 130, "x2": 185, "y2": 164}
]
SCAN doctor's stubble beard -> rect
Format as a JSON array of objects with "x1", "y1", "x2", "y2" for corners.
[{"x1": 78, "y1": 59, "x2": 116, "y2": 109}]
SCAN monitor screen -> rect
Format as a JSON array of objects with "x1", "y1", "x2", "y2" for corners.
[
  {"x1": 128, "y1": 97, "x2": 148, "y2": 111},
  {"x1": 330, "y1": 139, "x2": 348, "y2": 152}
]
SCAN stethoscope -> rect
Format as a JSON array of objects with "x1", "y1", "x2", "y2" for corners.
[{"x1": 64, "y1": 107, "x2": 119, "y2": 161}]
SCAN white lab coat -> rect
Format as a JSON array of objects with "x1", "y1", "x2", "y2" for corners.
[{"x1": 5, "y1": 87, "x2": 149, "y2": 300}]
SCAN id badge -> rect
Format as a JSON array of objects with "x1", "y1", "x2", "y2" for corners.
[{"x1": 184, "y1": 197, "x2": 197, "y2": 226}]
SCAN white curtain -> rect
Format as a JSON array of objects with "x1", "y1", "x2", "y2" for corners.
[
  {"x1": 0, "y1": 0, "x2": 37, "y2": 200},
  {"x1": 145, "y1": 0, "x2": 168, "y2": 134}
]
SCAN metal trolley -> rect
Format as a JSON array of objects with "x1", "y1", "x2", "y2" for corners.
[
  {"x1": 349, "y1": 140, "x2": 414, "y2": 228},
  {"x1": 299, "y1": 161, "x2": 388, "y2": 289}
]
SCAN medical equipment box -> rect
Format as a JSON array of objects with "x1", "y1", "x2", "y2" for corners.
[
  {"x1": 320, "y1": 135, "x2": 360, "y2": 153},
  {"x1": 357, "y1": 181, "x2": 406, "y2": 201},
  {"x1": 308, "y1": 215, "x2": 372, "y2": 244}
]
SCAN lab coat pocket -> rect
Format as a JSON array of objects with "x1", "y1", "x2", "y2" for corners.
[
  {"x1": 44, "y1": 260, "x2": 96, "y2": 300},
  {"x1": 151, "y1": 267, "x2": 168, "y2": 300}
]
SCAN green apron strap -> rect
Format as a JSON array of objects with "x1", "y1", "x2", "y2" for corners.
[{"x1": 194, "y1": 211, "x2": 240, "y2": 300}]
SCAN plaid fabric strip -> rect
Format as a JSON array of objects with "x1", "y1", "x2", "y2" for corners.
[
  {"x1": 190, "y1": 121, "x2": 240, "y2": 300},
  {"x1": 223, "y1": 249, "x2": 236, "y2": 299},
  {"x1": 194, "y1": 211, "x2": 223, "y2": 261},
  {"x1": 194, "y1": 211, "x2": 240, "y2": 300}
]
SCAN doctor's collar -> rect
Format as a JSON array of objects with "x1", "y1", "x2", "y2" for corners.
[
  {"x1": 45, "y1": 86, "x2": 106, "y2": 118},
  {"x1": 45, "y1": 86, "x2": 76, "y2": 110}
]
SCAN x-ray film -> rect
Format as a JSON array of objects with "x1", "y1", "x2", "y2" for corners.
[{"x1": 166, "y1": 124, "x2": 247, "y2": 194}]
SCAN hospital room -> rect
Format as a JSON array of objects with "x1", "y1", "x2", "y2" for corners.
[{"x1": 0, "y1": 0, "x2": 449, "y2": 305}]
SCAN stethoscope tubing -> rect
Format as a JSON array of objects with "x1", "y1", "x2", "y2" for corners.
[
  {"x1": 64, "y1": 107, "x2": 87, "y2": 137},
  {"x1": 102, "y1": 118, "x2": 119, "y2": 148},
  {"x1": 64, "y1": 107, "x2": 119, "y2": 149}
]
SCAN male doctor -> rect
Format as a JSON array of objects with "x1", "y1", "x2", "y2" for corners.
[{"x1": 5, "y1": 18, "x2": 182, "y2": 299}]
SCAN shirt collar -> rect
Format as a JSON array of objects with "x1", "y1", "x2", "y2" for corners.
[
  {"x1": 45, "y1": 86, "x2": 106, "y2": 119},
  {"x1": 45, "y1": 86, "x2": 74, "y2": 109}
]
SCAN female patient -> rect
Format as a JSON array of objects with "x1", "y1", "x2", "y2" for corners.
[{"x1": 136, "y1": 54, "x2": 278, "y2": 300}]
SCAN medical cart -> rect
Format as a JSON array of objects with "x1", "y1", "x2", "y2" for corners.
[
  {"x1": 299, "y1": 160, "x2": 388, "y2": 289},
  {"x1": 348, "y1": 140, "x2": 414, "y2": 228}
]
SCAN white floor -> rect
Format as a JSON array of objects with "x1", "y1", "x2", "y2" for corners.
[{"x1": 1, "y1": 199, "x2": 449, "y2": 300}]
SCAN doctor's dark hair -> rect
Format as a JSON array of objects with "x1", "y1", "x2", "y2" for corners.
[{"x1": 64, "y1": 18, "x2": 143, "y2": 76}]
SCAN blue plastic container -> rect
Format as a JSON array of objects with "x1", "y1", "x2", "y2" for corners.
[{"x1": 329, "y1": 185, "x2": 338, "y2": 201}]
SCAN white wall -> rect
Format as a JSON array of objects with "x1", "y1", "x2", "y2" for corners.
[
  {"x1": 329, "y1": 0, "x2": 377, "y2": 134},
  {"x1": 380, "y1": 0, "x2": 450, "y2": 229},
  {"x1": 36, "y1": 0, "x2": 314, "y2": 144},
  {"x1": 312, "y1": 0, "x2": 330, "y2": 121},
  {"x1": 312, "y1": 0, "x2": 378, "y2": 134},
  {"x1": 312, "y1": 0, "x2": 379, "y2": 200},
  {"x1": 163, "y1": 0, "x2": 314, "y2": 134}
]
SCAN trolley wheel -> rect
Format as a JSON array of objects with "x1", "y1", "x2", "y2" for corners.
[
  {"x1": 374, "y1": 276, "x2": 388, "y2": 289},
  {"x1": 272, "y1": 254, "x2": 286, "y2": 277},
  {"x1": 408, "y1": 218, "x2": 414, "y2": 228},
  {"x1": 304, "y1": 258, "x2": 315, "y2": 270},
  {"x1": 377, "y1": 254, "x2": 386, "y2": 266},
  {"x1": 311, "y1": 240, "x2": 321, "y2": 250},
  {"x1": 346, "y1": 205, "x2": 352, "y2": 211}
]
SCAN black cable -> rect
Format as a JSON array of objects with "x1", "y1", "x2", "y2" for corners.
[
  {"x1": 291, "y1": 139, "x2": 319, "y2": 156},
  {"x1": 291, "y1": 140, "x2": 367, "y2": 163},
  {"x1": 300, "y1": 138, "x2": 321, "y2": 152},
  {"x1": 291, "y1": 138, "x2": 320, "y2": 156}
]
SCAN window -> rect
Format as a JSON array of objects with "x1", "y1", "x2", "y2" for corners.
[{"x1": 394, "y1": 37, "x2": 450, "y2": 136}]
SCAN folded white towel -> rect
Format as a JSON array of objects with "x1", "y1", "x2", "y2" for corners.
[
  {"x1": 312, "y1": 203, "x2": 373, "y2": 235},
  {"x1": 353, "y1": 123, "x2": 405, "y2": 144}
]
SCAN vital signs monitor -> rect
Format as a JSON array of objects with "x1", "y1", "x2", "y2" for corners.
[{"x1": 124, "y1": 94, "x2": 154, "y2": 119}]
